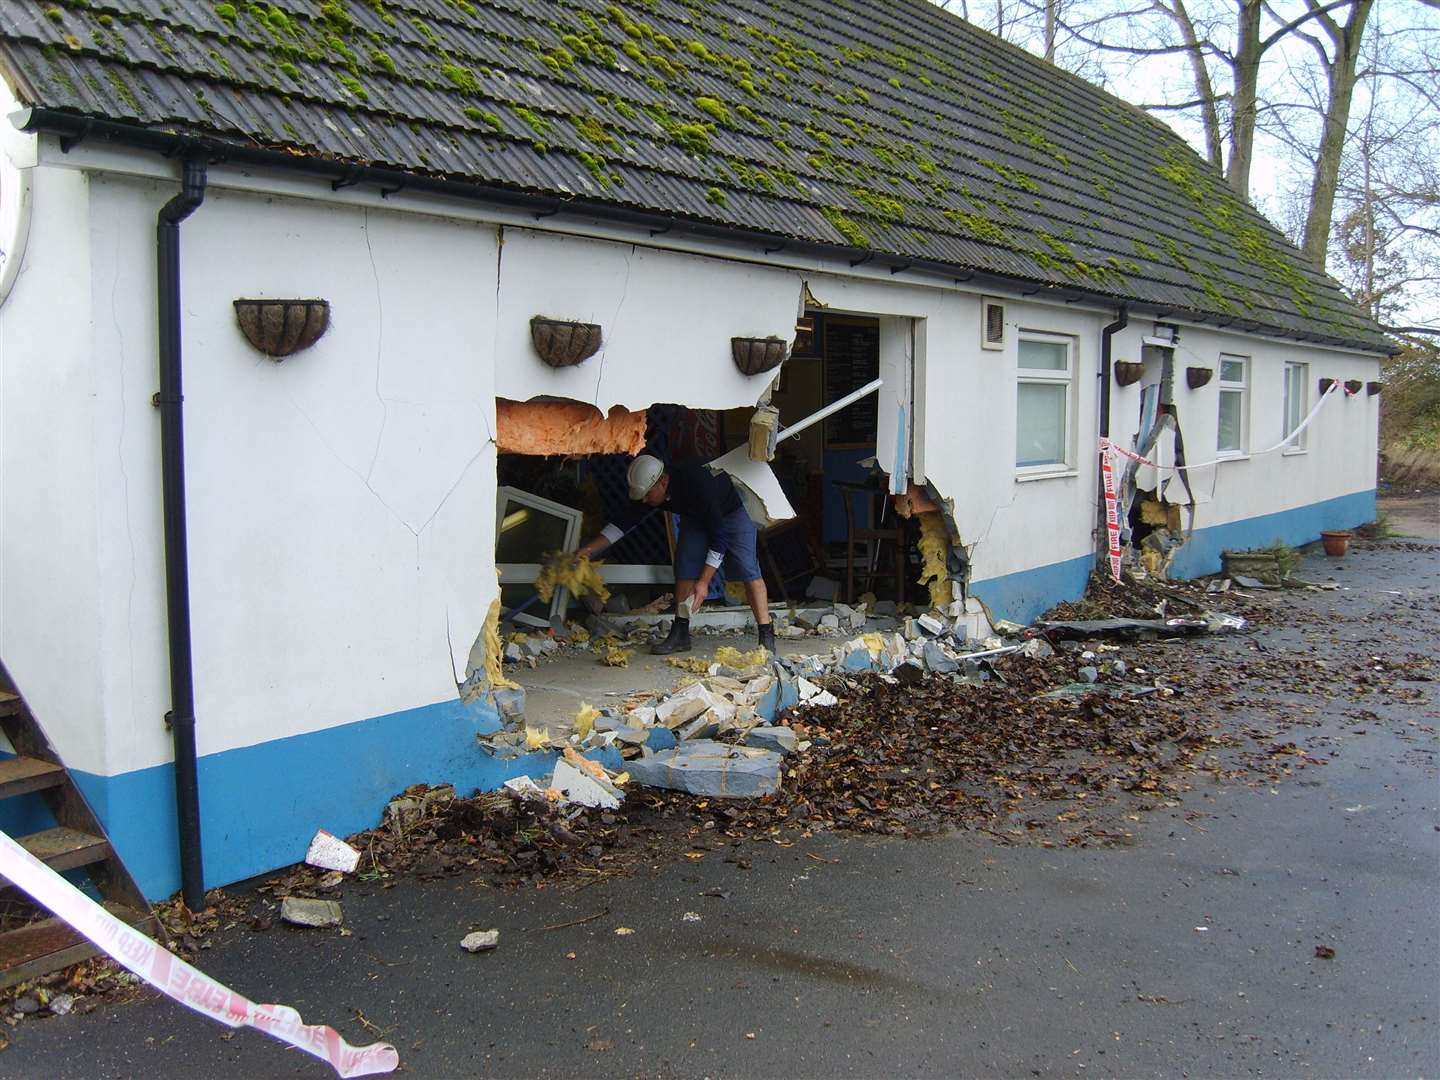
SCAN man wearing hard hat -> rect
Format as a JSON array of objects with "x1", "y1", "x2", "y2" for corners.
[{"x1": 576, "y1": 454, "x2": 775, "y2": 655}]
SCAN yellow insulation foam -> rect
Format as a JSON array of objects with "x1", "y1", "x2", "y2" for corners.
[
  {"x1": 715, "y1": 645, "x2": 770, "y2": 668},
  {"x1": 481, "y1": 598, "x2": 519, "y2": 691},
  {"x1": 534, "y1": 551, "x2": 611, "y2": 605},
  {"x1": 916, "y1": 511, "x2": 952, "y2": 612}
]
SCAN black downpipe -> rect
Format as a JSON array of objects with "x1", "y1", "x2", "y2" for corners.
[
  {"x1": 157, "y1": 159, "x2": 208, "y2": 912},
  {"x1": 1099, "y1": 303, "x2": 1129, "y2": 439},
  {"x1": 1097, "y1": 304, "x2": 1129, "y2": 559}
]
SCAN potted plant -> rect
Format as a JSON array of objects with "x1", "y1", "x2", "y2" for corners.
[{"x1": 1320, "y1": 530, "x2": 1352, "y2": 557}]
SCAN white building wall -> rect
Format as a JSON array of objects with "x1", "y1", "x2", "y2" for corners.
[{"x1": 0, "y1": 141, "x2": 1382, "y2": 895}]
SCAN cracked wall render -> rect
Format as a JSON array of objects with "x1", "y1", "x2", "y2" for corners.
[
  {"x1": 0, "y1": 172, "x2": 502, "y2": 779},
  {"x1": 492, "y1": 229, "x2": 801, "y2": 413}
]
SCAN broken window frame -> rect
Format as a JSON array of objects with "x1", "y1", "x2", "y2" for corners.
[
  {"x1": 1015, "y1": 331, "x2": 1075, "y2": 473},
  {"x1": 1217, "y1": 354, "x2": 1249, "y2": 456},
  {"x1": 1282, "y1": 361, "x2": 1309, "y2": 453},
  {"x1": 495, "y1": 486, "x2": 583, "y2": 625}
]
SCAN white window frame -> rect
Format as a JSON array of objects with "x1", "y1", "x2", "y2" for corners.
[
  {"x1": 1216, "y1": 353, "x2": 1249, "y2": 457},
  {"x1": 1015, "y1": 331, "x2": 1076, "y2": 477},
  {"x1": 1282, "y1": 361, "x2": 1308, "y2": 454},
  {"x1": 495, "y1": 487, "x2": 582, "y2": 626}
]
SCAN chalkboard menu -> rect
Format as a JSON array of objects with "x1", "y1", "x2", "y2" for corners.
[{"x1": 823, "y1": 317, "x2": 881, "y2": 447}]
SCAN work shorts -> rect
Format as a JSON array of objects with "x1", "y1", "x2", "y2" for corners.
[{"x1": 674, "y1": 505, "x2": 763, "y2": 583}]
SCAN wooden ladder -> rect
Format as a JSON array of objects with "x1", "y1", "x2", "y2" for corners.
[{"x1": 0, "y1": 672, "x2": 157, "y2": 989}]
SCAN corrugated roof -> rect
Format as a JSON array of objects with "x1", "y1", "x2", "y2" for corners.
[{"x1": 0, "y1": 0, "x2": 1389, "y2": 351}]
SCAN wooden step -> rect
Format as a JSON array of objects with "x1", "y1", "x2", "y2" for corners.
[
  {"x1": 0, "y1": 902, "x2": 154, "y2": 990},
  {"x1": 14, "y1": 827, "x2": 109, "y2": 873},
  {"x1": 0, "y1": 756, "x2": 65, "y2": 800}
]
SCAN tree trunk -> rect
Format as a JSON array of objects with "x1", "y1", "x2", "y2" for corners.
[
  {"x1": 1165, "y1": 0, "x2": 1223, "y2": 167},
  {"x1": 1302, "y1": 0, "x2": 1375, "y2": 269},
  {"x1": 1225, "y1": 0, "x2": 1263, "y2": 198}
]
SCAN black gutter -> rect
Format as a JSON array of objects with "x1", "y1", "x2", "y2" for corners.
[
  {"x1": 15, "y1": 108, "x2": 1393, "y2": 356},
  {"x1": 157, "y1": 157, "x2": 208, "y2": 913}
]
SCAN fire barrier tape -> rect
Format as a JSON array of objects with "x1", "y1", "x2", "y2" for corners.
[
  {"x1": 1099, "y1": 445, "x2": 1123, "y2": 583},
  {"x1": 0, "y1": 828, "x2": 398, "y2": 1077}
]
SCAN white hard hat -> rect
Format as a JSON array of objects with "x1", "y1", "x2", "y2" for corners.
[{"x1": 627, "y1": 454, "x2": 664, "y2": 500}]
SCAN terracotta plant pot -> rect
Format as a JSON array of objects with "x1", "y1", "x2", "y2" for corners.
[
  {"x1": 1320, "y1": 530, "x2": 1351, "y2": 557},
  {"x1": 1114, "y1": 361, "x2": 1143, "y2": 387}
]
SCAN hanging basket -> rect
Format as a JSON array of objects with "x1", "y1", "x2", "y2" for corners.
[
  {"x1": 1113, "y1": 361, "x2": 1143, "y2": 387},
  {"x1": 1185, "y1": 366, "x2": 1213, "y2": 389},
  {"x1": 731, "y1": 336, "x2": 789, "y2": 376},
  {"x1": 1344, "y1": 379, "x2": 1363, "y2": 395},
  {"x1": 233, "y1": 299, "x2": 330, "y2": 359},
  {"x1": 530, "y1": 317, "x2": 603, "y2": 368},
  {"x1": 1318, "y1": 377, "x2": 1336, "y2": 395},
  {"x1": 1366, "y1": 381, "x2": 1383, "y2": 396}
]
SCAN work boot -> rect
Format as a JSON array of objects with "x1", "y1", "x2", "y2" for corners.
[
  {"x1": 757, "y1": 621, "x2": 776, "y2": 655},
  {"x1": 651, "y1": 617, "x2": 692, "y2": 655}
]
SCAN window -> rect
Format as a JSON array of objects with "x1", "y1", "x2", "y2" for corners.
[
  {"x1": 1282, "y1": 361, "x2": 1308, "y2": 451},
  {"x1": 1217, "y1": 354, "x2": 1248, "y2": 454},
  {"x1": 1016, "y1": 334, "x2": 1072, "y2": 469}
]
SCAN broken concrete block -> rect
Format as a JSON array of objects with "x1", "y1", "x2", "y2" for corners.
[
  {"x1": 551, "y1": 759, "x2": 623, "y2": 809},
  {"x1": 1019, "y1": 638, "x2": 1054, "y2": 660},
  {"x1": 460, "y1": 929, "x2": 499, "y2": 953},
  {"x1": 755, "y1": 668, "x2": 800, "y2": 721},
  {"x1": 745, "y1": 726, "x2": 798, "y2": 754},
  {"x1": 1078, "y1": 665, "x2": 1099, "y2": 683},
  {"x1": 778, "y1": 623, "x2": 809, "y2": 638},
  {"x1": 646, "y1": 726, "x2": 678, "y2": 751},
  {"x1": 305, "y1": 830, "x2": 361, "y2": 874},
  {"x1": 385, "y1": 796, "x2": 425, "y2": 836},
  {"x1": 917, "y1": 613, "x2": 946, "y2": 636},
  {"x1": 492, "y1": 686, "x2": 526, "y2": 720},
  {"x1": 625, "y1": 740, "x2": 782, "y2": 798},
  {"x1": 503, "y1": 775, "x2": 548, "y2": 801},
  {"x1": 922, "y1": 640, "x2": 959, "y2": 675},
  {"x1": 503, "y1": 642, "x2": 524, "y2": 662},
  {"x1": 613, "y1": 726, "x2": 650, "y2": 745},
  {"x1": 678, "y1": 714, "x2": 722, "y2": 741},
  {"x1": 993, "y1": 619, "x2": 1027, "y2": 636},
  {"x1": 280, "y1": 897, "x2": 343, "y2": 928},
  {"x1": 902, "y1": 617, "x2": 919, "y2": 641},
  {"x1": 818, "y1": 613, "x2": 840, "y2": 630}
]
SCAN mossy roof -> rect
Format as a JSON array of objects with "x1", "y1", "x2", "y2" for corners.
[{"x1": 0, "y1": 0, "x2": 1388, "y2": 351}]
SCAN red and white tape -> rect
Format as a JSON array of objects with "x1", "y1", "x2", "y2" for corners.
[
  {"x1": 1099, "y1": 443, "x2": 1123, "y2": 583},
  {"x1": 0, "y1": 829, "x2": 398, "y2": 1077}
]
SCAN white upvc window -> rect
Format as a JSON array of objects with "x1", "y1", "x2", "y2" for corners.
[
  {"x1": 1217, "y1": 354, "x2": 1248, "y2": 455},
  {"x1": 1282, "y1": 361, "x2": 1308, "y2": 452},
  {"x1": 1015, "y1": 333, "x2": 1073, "y2": 471}
]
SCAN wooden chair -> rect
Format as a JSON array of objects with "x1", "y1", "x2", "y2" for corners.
[{"x1": 835, "y1": 480, "x2": 909, "y2": 604}]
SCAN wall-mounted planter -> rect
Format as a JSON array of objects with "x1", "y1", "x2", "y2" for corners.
[
  {"x1": 233, "y1": 299, "x2": 329, "y2": 359},
  {"x1": 1344, "y1": 379, "x2": 1363, "y2": 395},
  {"x1": 1367, "y1": 381, "x2": 1383, "y2": 396},
  {"x1": 731, "y1": 336, "x2": 788, "y2": 376},
  {"x1": 1319, "y1": 377, "x2": 1336, "y2": 395},
  {"x1": 1114, "y1": 361, "x2": 1143, "y2": 387},
  {"x1": 1185, "y1": 366, "x2": 1213, "y2": 389},
  {"x1": 530, "y1": 317, "x2": 602, "y2": 368}
]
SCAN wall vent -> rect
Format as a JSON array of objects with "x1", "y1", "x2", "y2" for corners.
[{"x1": 981, "y1": 298, "x2": 1006, "y2": 350}]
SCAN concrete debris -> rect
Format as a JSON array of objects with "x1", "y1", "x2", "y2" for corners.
[
  {"x1": 917, "y1": 613, "x2": 946, "y2": 636},
  {"x1": 1037, "y1": 615, "x2": 1243, "y2": 641},
  {"x1": 280, "y1": 897, "x2": 343, "y2": 928},
  {"x1": 47, "y1": 993, "x2": 75, "y2": 1016},
  {"x1": 304, "y1": 830, "x2": 361, "y2": 874},
  {"x1": 625, "y1": 740, "x2": 784, "y2": 798},
  {"x1": 1019, "y1": 638, "x2": 1054, "y2": 660},
  {"x1": 744, "y1": 726, "x2": 799, "y2": 754},
  {"x1": 551, "y1": 759, "x2": 623, "y2": 809},
  {"x1": 460, "y1": 929, "x2": 500, "y2": 953}
]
